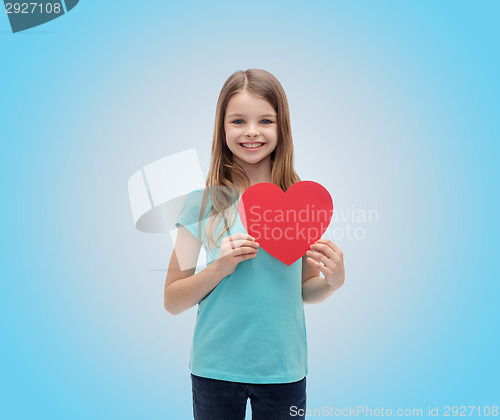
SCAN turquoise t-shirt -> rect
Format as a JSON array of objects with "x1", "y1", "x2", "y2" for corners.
[{"x1": 175, "y1": 188, "x2": 308, "y2": 384}]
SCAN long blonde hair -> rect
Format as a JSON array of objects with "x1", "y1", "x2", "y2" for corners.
[{"x1": 199, "y1": 69, "x2": 301, "y2": 251}]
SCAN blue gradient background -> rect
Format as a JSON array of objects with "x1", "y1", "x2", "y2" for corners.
[{"x1": 1, "y1": 1, "x2": 498, "y2": 418}]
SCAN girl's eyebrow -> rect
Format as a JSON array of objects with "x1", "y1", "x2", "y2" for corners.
[{"x1": 227, "y1": 113, "x2": 277, "y2": 118}]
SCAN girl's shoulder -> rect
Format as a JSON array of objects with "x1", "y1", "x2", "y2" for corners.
[
  {"x1": 181, "y1": 188, "x2": 212, "y2": 214},
  {"x1": 175, "y1": 188, "x2": 213, "y2": 240}
]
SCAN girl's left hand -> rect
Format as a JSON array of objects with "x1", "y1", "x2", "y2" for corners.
[{"x1": 306, "y1": 239, "x2": 345, "y2": 291}]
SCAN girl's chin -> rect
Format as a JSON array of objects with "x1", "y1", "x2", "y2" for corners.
[{"x1": 234, "y1": 153, "x2": 270, "y2": 166}]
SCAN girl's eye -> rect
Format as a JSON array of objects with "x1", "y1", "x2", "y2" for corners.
[{"x1": 231, "y1": 119, "x2": 274, "y2": 125}]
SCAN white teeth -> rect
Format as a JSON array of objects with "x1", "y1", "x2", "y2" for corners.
[{"x1": 241, "y1": 143, "x2": 263, "y2": 148}]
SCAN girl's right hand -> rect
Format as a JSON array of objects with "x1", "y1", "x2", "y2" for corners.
[{"x1": 215, "y1": 233, "x2": 259, "y2": 277}]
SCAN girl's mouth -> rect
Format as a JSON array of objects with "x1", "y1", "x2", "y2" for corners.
[{"x1": 240, "y1": 142, "x2": 264, "y2": 151}]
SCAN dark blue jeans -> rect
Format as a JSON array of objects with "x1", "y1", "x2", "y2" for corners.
[{"x1": 191, "y1": 373, "x2": 306, "y2": 420}]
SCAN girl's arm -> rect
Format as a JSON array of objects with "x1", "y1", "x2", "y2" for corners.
[
  {"x1": 301, "y1": 239, "x2": 345, "y2": 304},
  {"x1": 301, "y1": 255, "x2": 336, "y2": 304},
  {"x1": 164, "y1": 225, "x2": 228, "y2": 315},
  {"x1": 164, "y1": 226, "x2": 259, "y2": 315}
]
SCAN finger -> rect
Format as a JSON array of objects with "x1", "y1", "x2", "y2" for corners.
[
  {"x1": 237, "y1": 251, "x2": 258, "y2": 260},
  {"x1": 306, "y1": 250, "x2": 330, "y2": 267},
  {"x1": 232, "y1": 239, "x2": 260, "y2": 249},
  {"x1": 228, "y1": 233, "x2": 256, "y2": 249},
  {"x1": 306, "y1": 257, "x2": 328, "y2": 276},
  {"x1": 309, "y1": 243, "x2": 336, "y2": 260},
  {"x1": 315, "y1": 239, "x2": 343, "y2": 256},
  {"x1": 225, "y1": 235, "x2": 236, "y2": 250},
  {"x1": 233, "y1": 246, "x2": 260, "y2": 256},
  {"x1": 229, "y1": 233, "x2": 256, "y2": 241}
]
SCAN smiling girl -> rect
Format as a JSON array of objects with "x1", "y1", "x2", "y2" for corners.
[{"x1": 164, "y1": 69, "x2": 345, "y2": 420}]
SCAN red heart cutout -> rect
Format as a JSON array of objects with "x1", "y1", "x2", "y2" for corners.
[{"x1": 239, "y1": 181, "x2": 333, "y2": 266}]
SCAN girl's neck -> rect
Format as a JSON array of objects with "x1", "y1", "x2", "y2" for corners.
[{"x1": 234, "y1": 155, "x2": 273, "y2": 193}]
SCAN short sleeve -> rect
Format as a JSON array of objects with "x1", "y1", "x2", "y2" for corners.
[{"x1": 175, "y1": 189, "x2": 209, "y2": 241}]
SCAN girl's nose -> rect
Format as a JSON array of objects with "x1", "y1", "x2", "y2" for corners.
[{"x1": 245, "y1": 124, "x2": 260, "y2": 136}]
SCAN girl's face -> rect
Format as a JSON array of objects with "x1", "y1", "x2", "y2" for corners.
[{"x1": 224, "y1": 91, "x2": 278, "y2": 167}]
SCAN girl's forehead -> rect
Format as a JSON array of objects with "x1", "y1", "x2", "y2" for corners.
[
  {"x1": 226, "y1": 93, "x2": 276, "y2": 116},
  {"x1": 229, "y1": 91, "x2": 271, "y2": 105}
]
